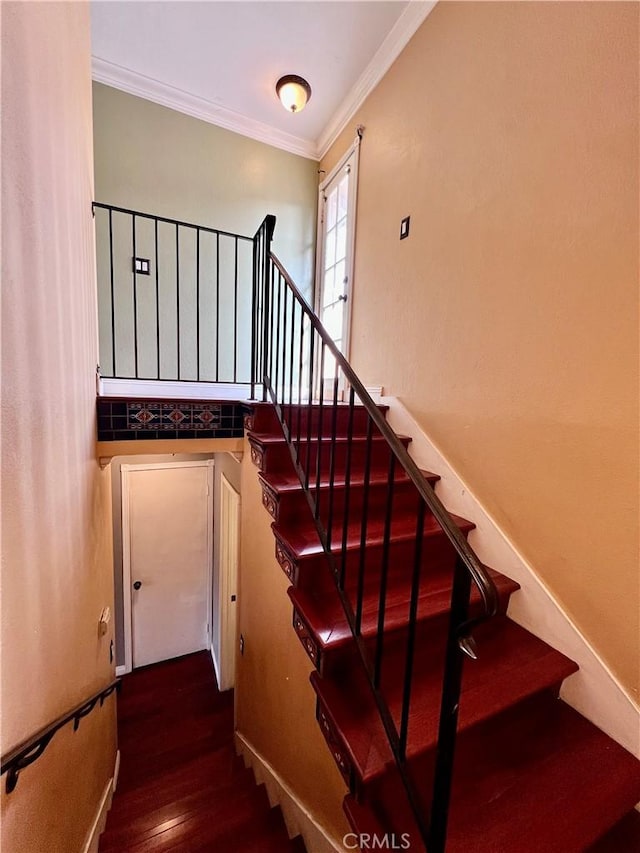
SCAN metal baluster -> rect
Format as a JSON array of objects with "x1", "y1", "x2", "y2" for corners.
[
  {"x1": 314, "y1": 342, "x2": 326, "y2": 520},
  {"x1": 296, "y1": 311, "x2": 304, "y2": 457},
  {"x1": 154, "y1": 218, "x2": 160, "y2": 380},
  {"x1": 428, "y1": 557, "x2": 472, "y2": 853},
  {"x1": 261, "y1": 230, "x2": 270, "y2": 399},
  {"x1": 355, "y1": 416, "x2": 374, "y2": 634},
  {"x1": 268, "y1": 262, "x2": 276, "y2": 391},
  {"x1": 233, "y1": 236, "x2": 238, "y2": 383},
  {"x1": 175, "y1": 224, "x2": 180, "y2": 380},
  {"x1": 304, "y1": 331, "x2": 315, "y2": 490},
  {"x1": 251, "y1": 233, "x2": 258, "y2": 399},
  {"x1": 288, "y1": 290, "x2": 296, "y2": 430},
  {"x1": 196, "y1": 227, "x2": 201, "y2": 381},
  {"x1": 274, "y1": 271, "x2": 282, "y2": 400},
  {"x1": 108, "y1": 209, "x2": 116, "y2": 377},
  {"x1": 132, "y1": 214, "x2": 139, "y2": 378},
  {"x1": 280, "y1": 273, "x2": 288, "y2": 408},
  {"x1": 399, "y1": 497, "x2": 426, "y2": 759},
  {"x1": 374, "y1": 453, "x2": 396, "y2": 689},
  {"x1": 340, "y1": 386, "x2": 356, "y2": 591},
  {"x1": 215, "y1": 233, "x2": 220, "y2": 382},
  {"x1": 326, "y1": 365, "x2": 340, "y2": 552}
]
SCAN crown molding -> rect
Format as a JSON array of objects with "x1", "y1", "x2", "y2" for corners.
[
  {"x1": 92, "y1": 57, "x2": 319, "y2": 161},
  {"x1": 315, "y1": 0, "x2": 438, "y2": 160}
]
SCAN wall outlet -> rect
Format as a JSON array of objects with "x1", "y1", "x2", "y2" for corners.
[
  {"x1": 133, "y1": 257, "x2": 150, "y2": 275},
  {"x1": 400, "y1": 216, "x2": 411, "y2": 240}
]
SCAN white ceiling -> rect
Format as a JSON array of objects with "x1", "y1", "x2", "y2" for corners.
[{"x1": 91, "y1": 1, "x2": 436, "y2": 160}]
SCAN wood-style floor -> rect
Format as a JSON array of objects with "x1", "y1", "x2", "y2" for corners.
[{"x1": 99, "y1": 652, "x2": 305, "y2": 852}]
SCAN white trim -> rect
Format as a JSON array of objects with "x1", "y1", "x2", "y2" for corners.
[
  {"x1": 121, "y1": 460, "x2": 215, "y2": 673},
  {"x1": 115, "y1": 665, "x2": 127, "y2": 677},
  {"x1": 82, "y1": 779, "x2": 112, "y2": 853},
  {"x1": 381, "y1": 395, "x2": 640, "y2": 757},
  {"x1": 99, "y1": 378, "x2": 257, "y2": 401},
  {"x1": 121, "y1": 468, "x2": 133, "y2": 675},
  {"x1": 93, "y1": 3, "x2": 436, "y2": 163},
  {"x1": 235, "y1": 732, "x2": 344, "y2": 853},
  {"x1": 92, "y1": 57, "x2": 317, "y2": 160},
  {"x1": 316, "y1": 1, "x2": 438, "y2": 159},
  {"x1": 364, "y1": 385, "x2": 384, "y2": 404},
  {"x1": 217, "y1": 473, "x2": 240, "y2": 691},
  {"x1": 315, "y1": 133, "x2": 361, "y2": 365},
  {"x1": 113, "y1": 749, "x2": 121, "y2": 793},
  {"x1": 210, "y1": 642, "x2": 222, "y2": 687}
]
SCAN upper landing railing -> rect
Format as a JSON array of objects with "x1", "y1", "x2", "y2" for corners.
[{"x1": 93, "y1": 203, "x2": 254, "y2": 385}]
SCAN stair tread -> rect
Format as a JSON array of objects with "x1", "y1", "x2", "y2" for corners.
[
  {"x1": 311, "y1": 616, "x2": 579, "y2": 782},
  {"x1": 359, "y1": 694, "x2": 640, "y2": 852},
  {"x1": 100, "y1": 769, "x2": 260, "y2": 847},
  {"x1": 259, "y1": 467, "x2": 440, "y2": 494},
  {"x1": 273, "y1": 510, "x2": 475, "y2": 560},
  {"x1": 288, "y1": 565, "x2": 519, "y2": 650},
  {"x1": 113, "y1": 801, "x2": 294, "y2": 852}
]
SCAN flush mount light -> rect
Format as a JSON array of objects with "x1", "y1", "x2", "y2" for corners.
[{"x1": 275, "y1": 75, "x2": 312, "y2": 113}]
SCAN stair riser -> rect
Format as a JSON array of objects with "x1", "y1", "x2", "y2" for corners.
[
  {"x1": 252, "y1": 436, "x2": 410, "y2": 478},
  {"x1": 264, "y1": 479, "x2": 430, "y2": 527},
  {"x1": 247, "y1": 403, "x2": 385, "y2": 435}
]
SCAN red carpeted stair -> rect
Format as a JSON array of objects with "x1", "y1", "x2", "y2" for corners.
[{"x1": 247, "y1": 401, "x2": 640, "y2": 852}]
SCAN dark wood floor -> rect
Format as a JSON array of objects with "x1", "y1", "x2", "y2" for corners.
[{"x1": 99, "y1": 652, "x2": 305, "y2": 852}]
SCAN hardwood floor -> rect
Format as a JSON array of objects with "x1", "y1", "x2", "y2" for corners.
[{"x1": 99, "y1": 652, "x2": 305, "y2": 852}]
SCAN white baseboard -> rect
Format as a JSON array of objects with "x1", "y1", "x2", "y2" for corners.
[
  {"x1": 82, "y1": 749, "x2": 120, "y2": 853},
  {"x1": 113, "y1": 749, "x2": 121, "y2": 792},
  {"x1": 382, "y1": 395, "x2": 640, "y2": 757},
  {"x1": 115, "y1": 665, "x2": 127, "y2": 677},
  {"x1": 364, "y1": 385, "x2": 384, "y2": 402},
  {"x1": 235, "y1": 732, "x2": 344, "y2": 853},
  {"x1": 210, "y1": 643, "x2": 223, "y2": 689},
  {"x1": 99, "y1": 378, "x2": 256, "y2": 401}
]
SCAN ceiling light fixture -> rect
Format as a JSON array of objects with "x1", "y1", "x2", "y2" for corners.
[{"x1": 275, "y1": 75, "x2": 312, "y2": 114}]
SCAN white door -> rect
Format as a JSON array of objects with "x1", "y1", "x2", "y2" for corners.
[
  {"x1": 316, "y1": 136, "x2": 360, "y2": 370},
  {"x1": 122, "y1": 461, "x2": 213, "y2": 670}
]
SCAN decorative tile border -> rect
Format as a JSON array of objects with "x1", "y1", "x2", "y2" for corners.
[
  {"x1": 97, "y1": 397, "x2": 250, "y2": 442},
  {"x1": 127, "y1": 402, "x2": 221, "y2": 431}
]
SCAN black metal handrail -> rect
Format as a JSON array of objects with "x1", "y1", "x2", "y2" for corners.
[
  {"x1": 1, "y1": 679, "x2": 120, "y2": 794},
  {"x1": 252, "y1": 214, "x2": 499, "y2": 852},
  {"x1": 93, "y1": 202, "x2": 254, "y2": 384}
]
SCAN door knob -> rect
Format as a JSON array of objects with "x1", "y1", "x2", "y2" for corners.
[
  {"x1": 338, "y1": 294, "x2": 348, "y2": 302},
  {"x1": 133, "y1": 580, "x2": 142, "y2": 590}
]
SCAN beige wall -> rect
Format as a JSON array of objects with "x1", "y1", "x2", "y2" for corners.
[
  {"x1": 1, "y1": 3, "x2": 117, "y2": 850},
  {"x1": 92, "y1": 84, "x2": 318, "y2": 379},
  {"x1": 322, "y1": 2, "x2": 639, "y2": 696},
  {"x1": 236, "y1": 443, "x2": 350, "y2": 841}
]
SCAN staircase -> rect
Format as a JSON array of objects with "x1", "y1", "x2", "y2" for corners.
[
  {"x1": 99, "y1": 652, "x2": 306, "y2": 852},
  {"x1": 247, "y1": 401, "x2": 640, "y2": 852}
]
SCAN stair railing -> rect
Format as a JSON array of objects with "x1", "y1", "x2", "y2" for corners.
[
  {"x1": 1, "y1": 679, "x2": 120, "y2": 794},
  {"x1": 252, "y1": 215, "x2": 499, "y2": 852}
]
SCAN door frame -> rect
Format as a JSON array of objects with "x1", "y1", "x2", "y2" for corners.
[
  {"x1": 314, "y1": 130, "x2": 362, "y2": 363},
  {"x1": 214, "y1": 472, "x2": 240, "y2": 691},
  {"x1": 120, "y1": 459, "x2": 215, "y2": 674}
]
